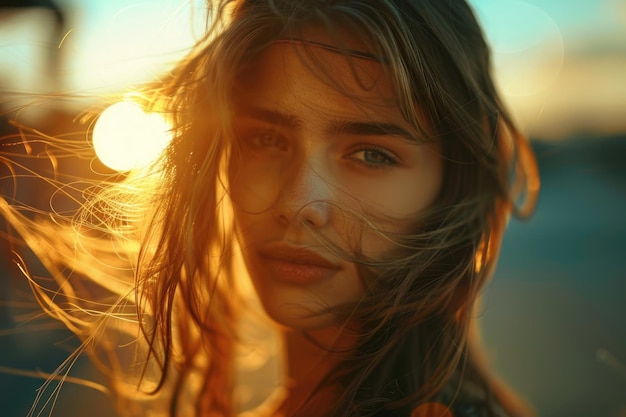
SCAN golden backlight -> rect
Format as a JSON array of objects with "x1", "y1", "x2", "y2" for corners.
[{"x1": 92, "y1": 101, "x2": 172, "y2": 172}]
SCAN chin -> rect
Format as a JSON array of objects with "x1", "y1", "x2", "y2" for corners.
[{"x1": 253, "y1": 286, "x2": 337, "y2": 331}]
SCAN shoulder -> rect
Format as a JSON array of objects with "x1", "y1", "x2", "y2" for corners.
[
  {"x1": 408, "y1": 401, "x2": 500, "y2": 417},
  {"x1": 404, "y1": 383, "x2": 515, "y2": 417},
  {"x1": 374, "y1": 376, "x2": 516, "y2": 417},
  {"x1": 374, "y1": 400, "x2": 507, "y2": 417}
]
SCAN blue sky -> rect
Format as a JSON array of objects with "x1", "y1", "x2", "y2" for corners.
[{"x1": 470, "y1": 0, "x2": 625, "y2": 52}]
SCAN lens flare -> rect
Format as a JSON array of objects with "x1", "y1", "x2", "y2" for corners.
[{"x1": 92, "y1": 101, "x2": 172, "y2": 172}]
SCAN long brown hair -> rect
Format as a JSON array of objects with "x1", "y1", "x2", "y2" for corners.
[{"x1": 1, "y1": 1, "x2": 539, "y2": 416}]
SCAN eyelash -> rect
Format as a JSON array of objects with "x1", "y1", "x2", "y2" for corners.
[{"x1": 349, "y1": 145, "x2": 399, "y2": 169}]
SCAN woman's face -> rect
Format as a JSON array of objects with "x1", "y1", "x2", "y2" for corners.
[{"x1": 229, "y1": 34, "x2": 443, "y2": 330}]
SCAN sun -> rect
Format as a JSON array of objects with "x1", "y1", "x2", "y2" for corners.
[{"x1": 92, "y1": 100, "x2": 172, "y2": 172}]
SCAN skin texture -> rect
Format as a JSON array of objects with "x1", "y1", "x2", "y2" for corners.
[{"x1": 230, "y1": 40, "x2": 443, "y2": 332}]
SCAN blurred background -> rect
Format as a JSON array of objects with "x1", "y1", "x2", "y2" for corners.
[{"x1": 1, "y1": 0, "x2": 625, "y2": 416}]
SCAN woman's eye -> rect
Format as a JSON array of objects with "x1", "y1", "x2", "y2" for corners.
[
  {"x1": 349, "y1": 147, "x2": 399, "y2": 169},
  {"x1": 250, "y1": 133, "x2": 288, "y2": 151}
]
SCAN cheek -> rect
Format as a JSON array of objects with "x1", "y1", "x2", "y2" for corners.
[
  {"x1": 228, "y1": 156, "x2": 281, "y2": 214},
  {"x1": 353, "y1": 191, "x2": 441, "y2": 260},
  {"x1": 350, "y1": 190, "x2": 440, "y2": 257},
  {"x1": 357, "y1": 222, "x2": 411, "y2": 260},
  {"x1": 344, "y1": 150, "x2": 442, "y2": 229}
]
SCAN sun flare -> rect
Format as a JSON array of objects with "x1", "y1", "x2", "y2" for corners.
[{"x1": 92, "y1": 101, "x2": 172, "y2": 172}]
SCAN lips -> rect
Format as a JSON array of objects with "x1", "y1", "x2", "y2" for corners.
[{"x1": 258, "y1": 242, "x2": 341, "y2": 284}]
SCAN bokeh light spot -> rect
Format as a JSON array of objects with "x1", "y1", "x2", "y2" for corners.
[{"x1": 92, "y1": 101, "x2": 172, "y2": 172}]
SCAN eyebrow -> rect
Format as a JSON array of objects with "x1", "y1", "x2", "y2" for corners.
[
  {"x1": 238, "y1": 106, "x2": 422, "y2": 143},
  {"x1": 329, "y1": 120, "x2": 421, "y2": 143},
  {"x1": 238, "y1": 106, "x2": 301, "y2": 128}
]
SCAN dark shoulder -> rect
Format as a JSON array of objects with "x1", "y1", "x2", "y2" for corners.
[
  {"x1": 373, "y1": 376, "x2": 512, "y2": 417},
  {"x1": 374, "y1": 400, "x2": 507, "y2": 417},
  {"x1": 441, "y1": 379, "x2": 512, "y2": 417},
  {"x1": 409, "y1": 401, "x2": 497, "y2": 417}
]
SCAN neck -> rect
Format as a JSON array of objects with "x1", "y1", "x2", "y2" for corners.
[{"x1": 277, "y1": 326, "x2": 357, "y2": 416}]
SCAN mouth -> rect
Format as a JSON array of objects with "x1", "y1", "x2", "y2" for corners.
[{"x1": 258, "y1": 242, "x2": 341, "y2": 284}]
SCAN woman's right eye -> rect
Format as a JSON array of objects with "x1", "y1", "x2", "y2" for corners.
[{"x1": 246, "y1": 132, "x2": 289, "y2": 152}]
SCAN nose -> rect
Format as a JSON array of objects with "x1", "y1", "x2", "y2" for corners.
[{"x1": 273, "y1": 161, "x2": 332, "y2": 229}]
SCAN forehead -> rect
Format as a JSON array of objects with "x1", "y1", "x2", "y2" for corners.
[{"x1": 236, "y1": 35, "x2": 400, "y2": 119}]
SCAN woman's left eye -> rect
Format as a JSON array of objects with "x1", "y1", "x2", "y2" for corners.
[{"x1": 348, "y1": 146, "x2": 399, "y2": 169}]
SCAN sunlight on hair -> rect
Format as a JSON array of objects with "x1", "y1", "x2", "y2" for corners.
[{"x1": 92, "y1": 100, "x2": 172, "y2": 172}]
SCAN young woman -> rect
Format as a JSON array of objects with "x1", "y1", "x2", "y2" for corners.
[{"x1": 1, "y1": 0, "x2": 539, "y2": 416}]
